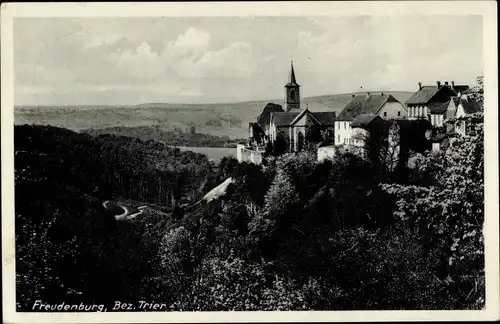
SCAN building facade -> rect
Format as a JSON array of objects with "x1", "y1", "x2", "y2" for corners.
[
  {"x1": 334, "y1": 93, "x2": 406, "y2": 147},
  {"x1": 405, "y1": 81, "x2": 470, "y2": 126}
]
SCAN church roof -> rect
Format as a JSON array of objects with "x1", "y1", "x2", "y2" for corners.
[
  {"x1": 271, "y1": 109, "x2": 336, "y2": 127},
  {"x1": 312, "y1": 112, "x2": 336, "y2": 126},
  {"x1": 271, "y1": 112, "x2": 300, "y2": 126},
  {"x1": 285, "y1": 61, "x2": 300, "y2": 87},
  {"x1": 337, "y1": 94, "x2": 395, "y2": 121}
]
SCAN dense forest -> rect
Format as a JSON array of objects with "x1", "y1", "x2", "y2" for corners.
[
  {"x1": 83, "y1": 125, "x2": 244, "y2": 148},
  {"x1": 15, "y1": 112, "x2": 484, "y2": 311}
]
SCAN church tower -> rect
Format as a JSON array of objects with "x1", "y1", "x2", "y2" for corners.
[{"x1": 285, "y1": 61, "x2": 300, "y2": 112}]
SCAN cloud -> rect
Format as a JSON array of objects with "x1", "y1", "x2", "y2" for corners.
[
  {"x1": 14, "y1": 17, "x2": 483, "y2": 105},
  {"x1": 172, "y1": 27, "x2": 210, "y2": 50},
  {"x1": 84, "y1": 33, "x2": 123, "y2": 49},
  {"x1": 177, "y1": 42, "x2": 253, "y2": 79}
]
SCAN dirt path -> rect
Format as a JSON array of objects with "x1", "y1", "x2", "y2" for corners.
[{"x1": 102, "y1": 200, "x2": 141, "y2": 220}]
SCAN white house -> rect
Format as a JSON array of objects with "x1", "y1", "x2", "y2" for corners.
[
  {"x1": 334, "y1": 93, "x2": 406, "y2": 146},
  {"x1": 453, "y1": 97, "x2": 481, "y2": 136},
  {"x1": 405, "y1": 81, "x2": 469, "y2": 124}
]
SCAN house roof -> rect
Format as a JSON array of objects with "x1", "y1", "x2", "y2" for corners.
[
  {"x1": 460, "y1": 99, "x2": 481, "y2": 114},
  {"x1": 351, "y1": 114, "x2": 384, "y2": 128},
  {"x1": 336, "y1": 94, "x2": 394, "y2": 121},
  {"x1": 406, "y1": 86, "x2": 441, "y2": 105},
  {"x1": 428, "y1": 101, "x2": 450, "y2": 114},
  {"x1": 271, "y1": 112, "x2": 300, "y2": 126},
  {"x1": 406, "y1": 85, "x2": 470, "y2": 105},
  {"x1": 452, "y1": 85, "x2": 470, "y2": 94}
]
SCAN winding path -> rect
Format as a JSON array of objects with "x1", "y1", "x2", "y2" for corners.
[
  {"x1": 101, "y1": 177, "x2": 233, "y2": 220},
  {"x1": 102, "y1": 200, "x2": 147, "y2": 221}
]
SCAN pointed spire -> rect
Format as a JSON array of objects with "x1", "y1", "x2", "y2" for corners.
[{"x1": 289, "y1": 61, "x2": 297, "y2": 85}]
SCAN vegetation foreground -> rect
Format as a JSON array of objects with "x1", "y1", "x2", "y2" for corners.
[{"x1": 15, "y1": 113, "x2": 484, "y2": 311}]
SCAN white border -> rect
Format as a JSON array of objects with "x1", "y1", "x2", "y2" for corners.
[{"x1": 1, "y1": 1, "x2": 499, "y2": 323}]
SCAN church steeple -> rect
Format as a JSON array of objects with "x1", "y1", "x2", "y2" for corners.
[
  {"x1": 285, "y1": 61, "x2": 300, "y2": 112},
  {"x1": 289, "y1": 61, "x2": 297, "y2": 85}
]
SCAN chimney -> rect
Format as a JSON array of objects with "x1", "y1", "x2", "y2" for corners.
[
  {"x1": 352, "y1": 94, "x2": 355, "y2": 98},
  {"x1": 444, "y1": 81, "x2": 449, "y2": 86},
  {"x1": 381, "y1": 92, "x2": 384, "y2": 96},
  {"x1": 418, "y1": 82, "x2": 422, "y2": 90},
  {"x1": 451, "y1": 81, "x2": 455, "y2": 89},
  {"x1": 367, "y1": 92, "x2": 371, "y2": 96},
  {"x1": 437, "y1": 81, "x2": 441, "y2": 87}
]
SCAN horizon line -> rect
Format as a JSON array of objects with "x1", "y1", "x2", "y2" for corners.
[{"x1": 14, "y1": 89, "x2": 416, "y2": 108}]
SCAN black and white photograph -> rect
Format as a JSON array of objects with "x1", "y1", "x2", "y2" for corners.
[{"x1": 1, "y1": 2, "x2": 498, "y2": 323}]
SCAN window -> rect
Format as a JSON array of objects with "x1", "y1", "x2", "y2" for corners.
[
  {"x1": 337, "y1": 135, "x2": 340, "y2": 143},
  {"x1": 338, "y1": 123, "x2": 340, "y2": 130},
  {"x1": 417, "y1": 106, "x2": 421, "y2": 116},
  {"x1": 397, "y1": 111, "x2": 401, "y2": 117},
  {"x1": 344, "y1": 122, "x2": 346, "y2": 130}
]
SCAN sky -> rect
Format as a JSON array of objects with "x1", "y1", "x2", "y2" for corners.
[{"x1": 14, "y1": 16, "x2": 483, "y2": 105}]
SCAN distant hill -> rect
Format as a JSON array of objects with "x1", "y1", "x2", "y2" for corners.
[{"x1": 15, "y1": 91, "x2": 414, "y2": 140}]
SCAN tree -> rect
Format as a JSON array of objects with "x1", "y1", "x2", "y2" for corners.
[
  {"x1": 248, "y1": 167, "x2": 300, "y2": 251},
  {"x1": 381, "y1": 113, "x2": 485, "y2": 308},
  {"x1": 469, "y1": 75, "x2": 484, "y2": 110}
]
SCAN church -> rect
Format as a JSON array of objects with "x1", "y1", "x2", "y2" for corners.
[{"x1": 248, "y1": 62, "x2": 336, "y2": 153}]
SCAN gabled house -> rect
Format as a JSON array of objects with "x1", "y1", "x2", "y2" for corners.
[
  {"x1": 405, "y1": 81, "x2": 470, "y2": 125},
  {"x1": 350, "y1": 114, "x2": 386, "y2": 148},
  {"x1": 452, "y1": 97, "x2": 481, "y2": 136},
  {"x1": 334, "y1": 93, "x2": 406, "y2": 146}
]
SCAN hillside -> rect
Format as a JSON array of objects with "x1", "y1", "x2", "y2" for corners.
[{"x1": 15, "y1": 91, "x2": 414, "y2": 140}]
